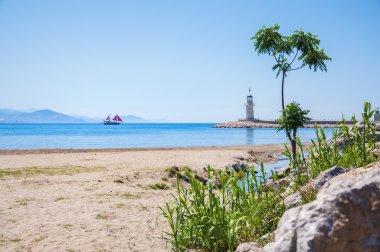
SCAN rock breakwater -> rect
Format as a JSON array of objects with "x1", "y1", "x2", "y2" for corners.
[{"x1": 213, "y1": 120, "x2": 342, "y2": 129}]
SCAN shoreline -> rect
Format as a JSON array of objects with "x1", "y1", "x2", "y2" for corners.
[{"x1": 0, "y1": 144, "x2": 280, "y2": 155}]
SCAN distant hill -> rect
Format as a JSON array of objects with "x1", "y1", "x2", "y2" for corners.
[
  {"x1": 0, "y1": 109, "x2": 167, "y2": 123},
  {"x1": 0, "y1": 109, "x2": 84, "y2": 123},
  {"x1": 121, "y1": 115, "x2": 148, "y2": 123}
]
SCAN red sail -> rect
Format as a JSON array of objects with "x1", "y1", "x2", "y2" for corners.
[{"x1": 113, "y1": 114, "x2": 123, "y2": 122}]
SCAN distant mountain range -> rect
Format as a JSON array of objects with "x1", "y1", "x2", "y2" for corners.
[{"x1": 0, "y1": 109, "x2": 165, "y2": 123}]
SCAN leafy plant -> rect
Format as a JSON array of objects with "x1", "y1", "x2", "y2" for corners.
[
  {"x1": 251, "y1": 24, "x2": 331, "y2": 109},
  {"x1": 277, "y1": 102, "x2": 311, "y2": 161},
  {"x1": 160, "y1": 165, "x2": 285, "y2": 252}
]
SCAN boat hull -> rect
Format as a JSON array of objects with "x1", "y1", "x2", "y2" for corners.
[{"x1": 103, "y1": 121, "x2": 121, "y2": 125}]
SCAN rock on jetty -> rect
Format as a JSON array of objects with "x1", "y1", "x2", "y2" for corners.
[{"x1": 213, "y1": 120, "x2": 342, "y2": 129}]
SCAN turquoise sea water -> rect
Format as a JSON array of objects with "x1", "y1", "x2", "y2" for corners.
[{"x1": 0, "y1": 123, "x2": 333, "y2": 150}]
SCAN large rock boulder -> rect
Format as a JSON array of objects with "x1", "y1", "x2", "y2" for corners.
[{"x1": 265, "y1": 166, "x2": 380, "y2": 252}]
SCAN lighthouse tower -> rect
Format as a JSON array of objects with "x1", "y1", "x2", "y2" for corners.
[
  {"x1": 245, "y1": 88, "x2": 255, "y2": 121},
  {"x1": 374, "y1": 107, "x2": 380, "y2": 122}
]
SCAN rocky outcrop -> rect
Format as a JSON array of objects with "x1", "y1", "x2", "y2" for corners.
[
  {"x1": 264, "y1": 166, "x2": 380, "y2": 252},
  {"x1": 283, "y1": 166, "x2": 348, "y2": 208},
  {"x1": 309, "y1": 166, "x2": 348, "y2": 190},
  {"x1": 235, "y1": 242, "x2": 263, "y2": 252}
]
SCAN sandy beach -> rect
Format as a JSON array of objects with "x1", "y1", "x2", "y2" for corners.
[{"x1": 0, "y1": 145, "x2": 284, "y2": 252}]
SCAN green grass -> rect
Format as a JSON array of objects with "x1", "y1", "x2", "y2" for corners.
[
  {"x1": 146, "y1": 183, "x2": 169, "y2": 190},
  {"x1": 54, "y1": 196, "x2": 68, "y2": 202},
  {"x1": 115, "y1": 203, "x2": 125, "y2": 209},
  {"x1": 0, "y1": 238, "x2": 22, "y2": 243},
  {"x1": 15, "y1": 198, "x2": 33, "y2": 206},
  {"x1": 32, "y1": 235, "x2": 47, "y2": 243},
  {"x1": 120, "y1": 192, "x2": 141, "y2": 199},
  {"x1": 0, "y1": 166, "x2": 105, "y2": 178},
  {"x1": 96, "y1": 192, "x2": 142, "y2": 200},
  {"x1": 95, "y1": 213, "x2": 110, "y2": 220},
  {"x1": 63, "y1": 224, "x2": 73, "y2": 229}
]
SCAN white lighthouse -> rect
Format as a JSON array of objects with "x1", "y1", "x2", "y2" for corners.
[
  {"x1": 374, "y1": 107, "x2": 380, "y2": 122},
  {"x1": 245, "y1": 88, "x2": 255, "y2": 121}
]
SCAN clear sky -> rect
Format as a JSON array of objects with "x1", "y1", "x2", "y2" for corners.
[{"x1": 0, "y1": 0, "x2": 379, "y2": 122}]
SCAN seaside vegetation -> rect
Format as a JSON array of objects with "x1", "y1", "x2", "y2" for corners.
[
  {"x1": 161, "y1": 102, "x2": 378, "y2": 251},
  {"x1": 286, "y1": 101, "x2": 378, "y2": 190}
]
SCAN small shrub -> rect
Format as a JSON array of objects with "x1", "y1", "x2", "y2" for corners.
[
  {"x1": 147, "y1": 183, "x2": 169, "y2": 190},
  {"x1": 63, "y1": 224, "x2": 73, "y2": 229},
  {"x1": 32, "y1": 236, "x2": 47, "y2": 243},
  {"x1": 165, "y1": 166, "x2": 195, "y2": 182},
  {"x1": 54, "y1": 196, "x2": 67, "y2": 202},
  {"x1": 95, "y1": 213, "x2": 110, "y2": 219},
  {"x1": 116, "y1": 203, "x2": 125, "y2": 209}
]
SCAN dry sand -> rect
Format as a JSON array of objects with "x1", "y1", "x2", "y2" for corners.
[{"x1": 0, "y1": 144, "x2": 283, "y2": 252}]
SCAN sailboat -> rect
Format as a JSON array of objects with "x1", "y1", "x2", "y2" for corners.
[{"x1": 103, "y1": 114, "x2": 123, "y2": 125}]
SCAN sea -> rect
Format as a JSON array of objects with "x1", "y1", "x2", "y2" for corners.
[{"x1": 0, "y1": 123, "x2": 333, "y2": 150}]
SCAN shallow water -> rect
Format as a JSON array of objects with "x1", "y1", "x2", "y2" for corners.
[
  {"x1": 238, "y1": 157, "x2": 290, "y2": 191},
  {"x1": 0, "y1": 123, "x2": 333, "y2": 149}
]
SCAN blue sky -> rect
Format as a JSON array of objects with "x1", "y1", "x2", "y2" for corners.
[{"x1": 0, "y1": 0, "x2": 379, "y2": 122}]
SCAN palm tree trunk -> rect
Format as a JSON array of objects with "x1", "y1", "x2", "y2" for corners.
[
  {"x1": 291, "y1": 128, "x2": 297, "y2": 162},
  {"x1": 281, "y1": 71, "x2": 285, "y2": 110}
]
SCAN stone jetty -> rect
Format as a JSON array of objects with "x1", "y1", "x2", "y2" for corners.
[{"x1": 212, "y1": 120, "x2": 344, "y2": 129}]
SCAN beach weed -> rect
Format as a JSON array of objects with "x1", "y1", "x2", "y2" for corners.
[
  {"x1": 54, "y1": 196, "x2": 68, "y2": 202},
  {"x1": 120, "y1": 192, "x2": 141, "y2": 199},
  {"x1": 147, "y1": 183, "x2": 169, "y2": 190},
  {"x1": 32, "y1": 235, "x2": 47, "y2": 243},
  {"x1": 63, "y1": 224, "x2": 73, "y2": 229},
  {"x1": 95, "y1": 213, "x2": 110, "y2": 219},
  {"x1": 0, "y1": 238, "x2": 22, "y2": 243},
  {"x1": 15, "y1": 198, "x2": 33, "y2": 206},
  {"x1": 0, "y1": 166, "x2": 105, "y2": 178},
  {"x1": 116, "y1": 203, "x2": 125, "y2": 208}
]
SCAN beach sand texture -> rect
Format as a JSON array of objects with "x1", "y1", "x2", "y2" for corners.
[{"x1": 0, "y1": 145, "x2": 283, "y2": 252}]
